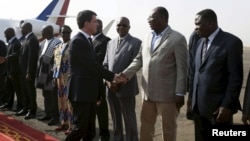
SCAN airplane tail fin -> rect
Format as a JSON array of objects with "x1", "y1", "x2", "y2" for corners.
[
  {"x1": 36, "y1": 0, "x2": 70, "y2": 26},
  {"x1": 103, "y1": 20, "x2": 115, "y2": 35}
]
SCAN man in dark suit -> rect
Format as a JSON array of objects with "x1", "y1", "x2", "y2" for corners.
[
  {"x1": 65, "y1": 10, "x2": 125, "y2": 141},
  {"x1": 103, "y1": 17, "x2": 141, "y2": 141},
  {"x1": 187, "y1": 9, "x2": 243, "y2": 140},
  {"x1": 0, "y1": 28, "x2": 22, "y2": 111},
  {"x1": 17, "y1": 22, "x2": 40, "y2": 120},
  {"x1": 92, "y1": 19, "x2": 111, "y2": 141},
  {"x1": 186, "y1": 31, "x2": 201, "y2": 120},
  {"x1": 0, "y1": 40, "x2": 7, "y2": 106}
]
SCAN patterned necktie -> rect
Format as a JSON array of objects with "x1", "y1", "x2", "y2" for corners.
[{"x1": 201, "y1": 38, "x2": 209, "y2": 64}]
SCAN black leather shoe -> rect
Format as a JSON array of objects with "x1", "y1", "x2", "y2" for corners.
[
  {"x1": 24, "y1": 112, "x2": 36, "y2": 120},
  {"x1": 48, "y1": 118, "x2": 59, "y2": 126},
  {"x1": 0, "y1": 103, "x2": 12, "y2": 110},
  {"x1": 37, "y1": 115, "x2": 51, "y2": 121},
  {"x1": 12, "y1": 109, "x2": 20, "y2": 112},
  {"x1": 98, "y1": 135, "x2": 110, "y2": 141},
  {"x1": 15, "y1": 109, "x2": 28, "y2": 116}
]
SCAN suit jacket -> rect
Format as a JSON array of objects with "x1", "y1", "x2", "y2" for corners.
[
  {"x1": 123, "y1": 27, "x2": 188, "y2": 102},
  {"x1": 243, "y1": 70, "x2": 250, "y2": 115},
  {"x1": 67, "y1": 32, "x2": 114, "y2": 102},
  {"x1": 93, "y1": 33, "x2": 111, "y2": 100},
  {"x1": 19, "y1": 33, "x2": 39, "y2": 79},
  {"x1": 0, "y1": 40, "x2": 7, "y2": 76},
  {"x1": 6, "y1": 37, "x2": 21, "y2": 77},
  {"x1": 189, "y1": 29, "x2": 243, "y2": 118},
  {"x1": 103, "y1": 33, "x2": 141, "y2": 97},
  {"x1": 93, "y1": 33, "x2": 111, "y2": 64}
]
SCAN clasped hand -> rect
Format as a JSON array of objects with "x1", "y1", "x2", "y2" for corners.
[
  {"x1": 106, "y1": 73, "x2": 128, "y2": 93},
  {"x1": 114, "y1": 73, "x2": 128, "y2": 84},
  {"x1": 0, "y1": 56, "x2": 6, "y2": 64}
]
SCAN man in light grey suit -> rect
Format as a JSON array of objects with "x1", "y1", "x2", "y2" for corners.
[
  {"x1": 103, "y1": 17, "x2": 141, "y2": 141},
  {"x1": 122, "y1": 7, "x2": 188, "y2": 141}
]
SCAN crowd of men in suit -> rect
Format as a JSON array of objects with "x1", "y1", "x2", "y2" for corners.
[{"x1": 0, "y1": 6, "x2": 250, "y2": 141}]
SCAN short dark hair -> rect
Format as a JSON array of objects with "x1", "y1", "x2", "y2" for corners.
[
  {"x1": 155, "y1": 6, "x2": 169, "y2": 21},
  {"x1": 197, "y1": 9, "x2": 217, "y2": 23},
  {"x1": 59, "y1": 25, "x2": 72, "y2": 33},
  {"x1": 77, "y1": 10, "x2": 97, "y2": 29}
]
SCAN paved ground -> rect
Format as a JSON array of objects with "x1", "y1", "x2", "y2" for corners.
[{"x1": 1, "y1": 48, "x2": 250, "y2": 141}]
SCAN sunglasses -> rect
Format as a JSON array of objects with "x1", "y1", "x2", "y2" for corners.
[{"x1": 117, "y1": 24, "x2": 129, "y2": 27}]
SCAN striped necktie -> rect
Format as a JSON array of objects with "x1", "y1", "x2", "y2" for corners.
[{"x1": 201, "y1": 38, "x2": 209, "y2": 64}]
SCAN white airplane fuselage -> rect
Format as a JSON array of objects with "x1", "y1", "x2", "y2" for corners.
[{"x1": 0, "y1": 18, "x2": 60, "y2": 42}]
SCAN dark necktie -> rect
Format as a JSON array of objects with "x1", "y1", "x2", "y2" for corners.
[
  {"x1": 88, "y1": 37, "x2": 93, "y2": 46},
  {"x1": 201, "y1": 38, "x2": 209, "y2": 64},
  {"x1": 118, "y1": 39, "x2": 123, "y2": 46}
]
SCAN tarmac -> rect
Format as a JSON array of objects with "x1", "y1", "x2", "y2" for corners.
[{"x1": 1, "y1": 47, "x2": 250, "y2": 141}]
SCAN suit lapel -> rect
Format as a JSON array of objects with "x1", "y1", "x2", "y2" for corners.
[
  {"x1": 196, "y1": 41, "x2": 203, "y2": 69},
  {"x1": 78, "y1": 32, "x2": 93, "y2": 51},
  {"x1": 115, "y1": 34, "x2": 131, "y2": 53},
  {"x1": 148, "y1": 33, "x2": 153, "y2": 55},
  {"x1": 150, "y1": 27, "x2": 170, "y2": 55},
  {"x1": 200, "y1": 30, "x2": 223, "y2": 67},
  {"x1": 92, "y1": 33, "x2": 104, "y2": 49}
]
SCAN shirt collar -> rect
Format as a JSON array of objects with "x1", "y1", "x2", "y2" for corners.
[
  {"x1": 119, "y1": 33, "x2": 129, "y2": 40},
  {"x1": 92, "y1": 33, "x2": 102, "y2": 41},
  {"x1": 79, "y1": 30, "x2": 91, "y2": 39},
  {"x1": 207, "y1": 27, "x2": 220, "y2": 43},
  {"x1": 8, "y1": 36, "x2": 16, "y2": 44},
  {"x1": 151, "y1": 26, "x2": 170, "y2": 37},
  {"x1": 25, "y1": 32, "x2": 33, "y2": 39}
]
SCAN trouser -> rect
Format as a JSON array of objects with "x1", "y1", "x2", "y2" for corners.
[
  {"x1": 96, "y1": 82, "x2": 110, "y2": 137},
  {"x1": 20, "y1": 74, "x2": 37, "y2": 113},
  {"x1": 42, "y1": 87, "x2": 59, "y2": 118},
  {"x1": 140, "y1": 100, "x2": 178, "y2": 141}
]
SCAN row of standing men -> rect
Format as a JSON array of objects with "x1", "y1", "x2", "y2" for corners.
[
  {"x1": 0, "y1": 12, "x2": 136, "y2": 141},
  {"x1": 1, "y1": 6, "x2": 250, "y2": 141}
]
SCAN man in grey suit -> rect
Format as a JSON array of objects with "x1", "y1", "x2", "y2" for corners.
[
  {"x1": 103, "y1": 17, "x2": 141, "y2": 141},
  {"x1": 122, "y1": 7, "x2": 188, "y2": 141},
  {"x1": 188, "y1": 9, "x2": 243, "y2": 140}
]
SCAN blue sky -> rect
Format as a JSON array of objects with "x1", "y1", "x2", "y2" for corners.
[{"x1": 1, "y1": 0, "x2": 250, "y2": 46}]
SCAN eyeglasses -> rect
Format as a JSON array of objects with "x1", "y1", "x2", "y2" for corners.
[{"x1": 117, "y1": 24, "x2": 129, "y2": 28}]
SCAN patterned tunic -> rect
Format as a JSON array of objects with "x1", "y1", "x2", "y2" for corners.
[{"x1": 53, "y1": 41, "x2": 73, "y2": 123}]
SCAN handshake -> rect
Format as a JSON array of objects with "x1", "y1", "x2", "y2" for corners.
[
  {"x1": 105, "y1": 73, "x2": 128, "y2": 93},
  {"x1": 114, "y1": 73, "x2": 128, "y2": 84}
]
